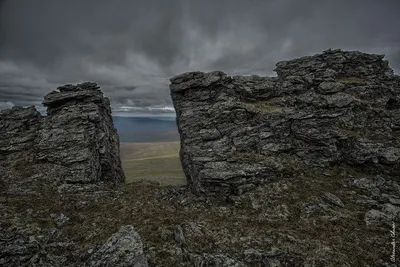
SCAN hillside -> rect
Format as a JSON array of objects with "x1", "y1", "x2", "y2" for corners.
[
  {"x1": 120, "y1": 142, "x2": 185, "y2": 185},
  {"x1": 113, "y1": 116, "x2": 180, "y2": 143}
]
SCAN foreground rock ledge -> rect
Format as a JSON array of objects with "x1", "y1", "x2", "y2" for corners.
[
  {"x1": 0, "y1": 82, "x2": 125, "y2": 186},
  {"x1": 170, "y1": 49, "x2": 400, "y2": 195}
]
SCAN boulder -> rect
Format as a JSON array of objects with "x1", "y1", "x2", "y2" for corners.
[{"x1": 88, "y1": 225, "x2": 148, "y2": 267}]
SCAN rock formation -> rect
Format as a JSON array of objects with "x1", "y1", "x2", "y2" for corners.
[
  {"x1": 0, "y1": 82, "x2": 125, "y2": 187},
  {"x1": 170, "y1": 49, "x2": 400, "y2": 195},
  {"x1": 2, "y1": 50, "x2": 400, "y2": 267}
]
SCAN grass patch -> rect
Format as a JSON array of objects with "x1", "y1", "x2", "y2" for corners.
[
  {"x1": 1, "y1": 163, "x2": 392, "y2": 266},
  {"x1": 120, "y1": 142, "x2": 186, "y2": 186},
  {"x1": 344, "y1": 129, "x2": 362, "y2": 138},
  {"x1": 2, "y1": 142, "x2": 393, "y2": 266},
  {"x1": 120, "y1": 141, "x2": 181, "y2": 159},
  {"x1": 37, "y1": 217, "x2": 56, "y2": 228}
]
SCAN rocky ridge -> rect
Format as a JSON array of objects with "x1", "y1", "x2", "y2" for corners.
[
  {"x1": 170, "y1": 49, "x2": 400, "y2": 196},
  {"x1": 1, "y1": 50, "x2": 400, "y2": 266}
]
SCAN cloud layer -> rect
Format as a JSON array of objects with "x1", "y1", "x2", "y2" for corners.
[{"x1": 1, "y1": 0, "x2": 399, "y2": 114}]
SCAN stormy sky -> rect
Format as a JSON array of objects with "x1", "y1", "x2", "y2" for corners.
[{"x1": 1, "y1": 0, "x2": 399, "y2": 115}]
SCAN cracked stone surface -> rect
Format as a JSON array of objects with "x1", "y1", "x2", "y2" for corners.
[
  {"x1": 0, "y1": 82, "x2": 125, "y2": 187},
  {"x1": 170, "y1": 49, "x2": 400, "y2": 195}
]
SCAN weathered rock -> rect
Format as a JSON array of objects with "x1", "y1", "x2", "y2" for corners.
[
  {"x1": 187, "y1": 253, "x2": 247, "y2": 267},
  {"x1": 364, "y1": 209, "x2": 391, "y2": 227},
  {"x1": 243, "y1": 248, "x2": 282, "y2": 266},
  {"x1": 0, "y1": 82, "x2": 125, "y2": 186},
  {"x1": 0, "y1": 227, "x2": 70, "y2": 267},
  {"x1": 173, "y1": 225, "x2": 185, "y2": 246},
  {"x1": 322, "y1": 192, "x2": 345, "y2": 208},
  {"x1": 88, "y1": 225, "x2": 148, "y2": 267},
  {"x1": 50, "y1": 213, "x2": 70, "y2": 227},
  {"x1": 0, "y1": 106, "x2": 41, "y2": 154},
  {"x1": 170, "y1": 49, "x2": 400, "y2": 195}
]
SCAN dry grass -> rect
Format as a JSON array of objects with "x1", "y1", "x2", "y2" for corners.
[
  {"x1": 120, "y1": 142, "x2": 186, "y2": 186},
  {"x1": 1, "y1": 143, "x2": 395, "y2": 266},
  {"x1": 242, "y1": 97, "x2": 292, "y2": 114},
  {"x1": 1, "y1": 165, "x2": 394, "y2": 266},
  {"x1": 120, "y1": 142, "x2": 181, "y2": 159}
]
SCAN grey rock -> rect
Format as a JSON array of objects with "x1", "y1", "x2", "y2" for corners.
[
  {"x1": 382, "y1": 203, "x2": 400, "y2": 221},
  {"x1": 187, "y1": 253, "x2": 247, "y2": 267},
  {"x1": 50, "y1": 213, "x2": 70, "y2": 227},
  {"x1": 88, "y1": 225, "x2": 148, "y2": 267},
  {"x1": 356, "y1": 195, "x2": 379, "y2": 207},
  {"x1": 322, "y1": 192, "x2": 345, "y2": 208},
  {"x1": 351, "y1": 176, "x2": 386, "y2": 191},
  {"x1": 243, "y1": 248, "x2": 282, "y2": 266},
  {"x1": 243, "y1": 249, "x2": 264, "y2": 263},
  {"x1": 364, "y1": 200, "x2": 400, "y2": 227},
  {"x1": 351, "y1": 176, "x2": 400, "y2": 202},
  {"x1": 0, "y1": 82, "x2": 125, "y2": 187},
  {"x1": 0, "y1": 227, "x2": 71, "y2": 267},
  {"x1": 317, "y1": 81, "x2": 345, "y2": 94},
  {"x1": 388, "y1": 196, "x2": 400, "y2": 206},
  {"x1": 300, "y1": 197, "x2": 335, "y2": 219},
  {"x1": 365, "y1": 209, "x2": 390, "y2": 227},
  {"x1": 173, "y1": 225, "x2": 185, "y2": 246},
  {"x1": 170, "y1": 49, "x2": 400, "y2": 195},
  {"x1": 266, "y1": 258, "x2": 281, "y2": 267},
  {"x1": 0, "y1": 106, "x2": 41, "y2": 153},
  {"x1": 182, "y1": 221, "x2": 204, "y2": 238}
]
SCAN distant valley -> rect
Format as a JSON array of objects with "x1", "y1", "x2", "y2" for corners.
[{"x1": 113, "y1": 116, "x2": 180, "y2": 143}]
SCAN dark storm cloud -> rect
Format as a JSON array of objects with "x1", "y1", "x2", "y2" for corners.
[{"x1": 0, "y1": 0, "x2": 399, "y2": 113}]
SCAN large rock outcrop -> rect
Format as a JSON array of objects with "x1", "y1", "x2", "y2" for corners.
[
  {"x1": 170, "y1": 49, "x2": 400, "y2": 195},
  {"x1": 0, "y1": 82, "x2": 124, "y2": 187}
]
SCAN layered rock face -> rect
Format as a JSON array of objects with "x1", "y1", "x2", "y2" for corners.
[
  {"x1": 0, "y1": 82, "x2": 124, "y2": 186},
  {"x1": 170, "y1": 49, "x2": 400, "y2": 195}
]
